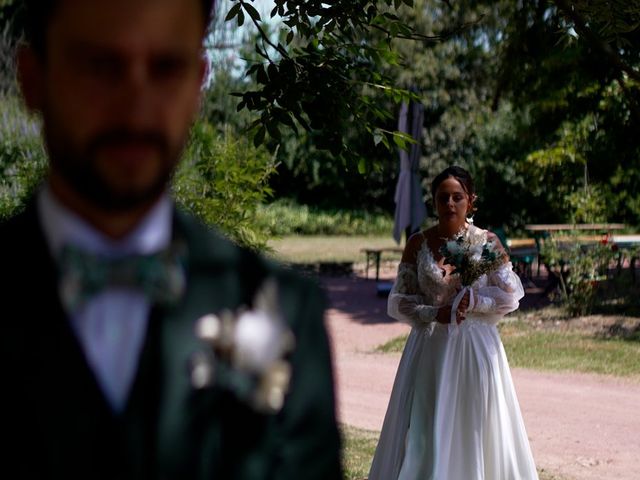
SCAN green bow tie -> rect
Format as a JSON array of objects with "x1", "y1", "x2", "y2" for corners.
[{"x1": 57, "y1": 243, "x2": 187, "y2": 312}]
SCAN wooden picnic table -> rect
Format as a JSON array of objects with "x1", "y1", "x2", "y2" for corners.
[
  {"x1": 610, "y1": 235, "x2": 640, "y2": 282},
  {"x1": 361, "y1": 247, "x2": 403, "y2": 282},
  {"x1": 531, "y1": 229, "x2": 640, "y2": 283},
  {"x1": 525, "y1": 223, "x2": 626, "y2": 232},
  {"x1": 523, "y1": 225, "x2": 625, "y2": 274},
  {"x1": 611, "y1": 234, "x2": 640, "y2": 249}
]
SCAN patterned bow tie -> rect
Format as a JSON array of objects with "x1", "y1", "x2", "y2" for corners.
[{"x1": 57, "y1": 243, "x2": 187, "y2": 312}]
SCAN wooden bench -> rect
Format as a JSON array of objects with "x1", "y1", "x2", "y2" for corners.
[{"x1": 361, "y1": 247, "x2": 404, "y2": 282}]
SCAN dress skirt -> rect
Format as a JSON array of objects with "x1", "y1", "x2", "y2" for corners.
[{"x1": 369, "y1": 316, "x2": 538, "y2": 480}]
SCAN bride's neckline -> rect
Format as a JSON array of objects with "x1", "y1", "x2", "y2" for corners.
[
  {"x1": 436, "y1": 224, "x2": 472, "y2": 242},
  {"x1": 419, "y1": 224, "x2": 480, "y2": 282}
]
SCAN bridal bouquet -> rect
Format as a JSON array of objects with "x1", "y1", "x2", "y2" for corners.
[{"x1": 440, "y1": 230, "x2": 506, "y2": 287}]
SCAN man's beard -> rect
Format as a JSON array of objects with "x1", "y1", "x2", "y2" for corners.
[{"x1": 44, "y1": 125, "x2": 181, "y2": 213}]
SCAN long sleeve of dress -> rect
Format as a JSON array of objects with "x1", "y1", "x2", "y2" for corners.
[
  {"x1": 387, "y1": 262, "x2": 438, "y2": 327},
  {"x1": 469, "y1": 261, "x2": 524, "y2": 316}
]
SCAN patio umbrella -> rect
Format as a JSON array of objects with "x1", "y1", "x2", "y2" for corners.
[{"x1": 392, "y1": 96, "x2": 426, "y2": 244}]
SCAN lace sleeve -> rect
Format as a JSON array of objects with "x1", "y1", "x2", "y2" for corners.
[
  {"x1": 387, "y1": 262, "x2": 438, "y2": 327},
  {"x1": 470, "y1": 261, "x2": 524, "y2": 316}
]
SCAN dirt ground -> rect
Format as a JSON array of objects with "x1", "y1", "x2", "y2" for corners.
[{"x1": 322, "y1": 265, "x2": 640, "y2": 480}]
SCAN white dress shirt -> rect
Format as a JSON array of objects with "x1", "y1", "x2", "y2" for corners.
[{"x1": 37, "y1": 185, "x2": 173, "y2": 412}]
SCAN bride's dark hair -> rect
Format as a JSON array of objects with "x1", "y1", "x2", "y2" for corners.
[{"x1": 431, "y1": 165, "x2": 475, "y2": 200}]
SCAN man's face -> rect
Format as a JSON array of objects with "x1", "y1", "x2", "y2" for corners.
[{"x1": 22, "y1": 0, "x2": 206, "y2": 211}]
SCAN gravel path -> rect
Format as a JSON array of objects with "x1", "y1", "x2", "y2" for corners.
[{"x1": 322, "y1": 273, "x2": 640, "y2": 480}]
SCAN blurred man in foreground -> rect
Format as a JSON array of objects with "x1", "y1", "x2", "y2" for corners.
[{"x1": 0, "y1": 1, "x2": 341, "y2": 478}]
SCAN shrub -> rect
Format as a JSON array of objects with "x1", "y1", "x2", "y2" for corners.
[
  {"x1": 541, "y1": 234, "x2": 618, "y2": 316},
  {"x1": 173, "y1": 122, "x2": 278, "y2": 250},
  {"x1": 0, "y1": 102, "x2": 277, "y2": 252},
  {"x1": 0, "y1": 95, "x2": 47, "y2": 219},
  {"x1": 254, "y1": 199, "x2": 395, "y2": 236}
]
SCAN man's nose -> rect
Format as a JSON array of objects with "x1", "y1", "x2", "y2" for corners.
[
  {"x1": 117, "y1": 61, "x2": 148, "y2": 99},
  {"x1": 112, "y1": 62, "x2": 155, "y2": 124}
]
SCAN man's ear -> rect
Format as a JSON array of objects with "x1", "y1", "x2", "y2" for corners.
[{"x1": 17, "y1": 45, "x2": 45, "y2": 113}]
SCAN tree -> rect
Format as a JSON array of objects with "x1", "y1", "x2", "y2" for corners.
[
  {"x1": 3, "y1": 0, "x2": 640, "y2": 229},
  {"x1": 479, "y1": 0, "x2": 640, "y2": 227},
  {"x1": 225, "y1": 0, "x2": 448, "y2": 166}
]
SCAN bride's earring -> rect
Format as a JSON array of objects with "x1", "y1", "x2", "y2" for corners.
[
  {"x1": 466, "y1": 205, "x2": 475, "y2": 224},
  {"x1": 467, "y1": 196, "x2": 477, "y2": 224}
]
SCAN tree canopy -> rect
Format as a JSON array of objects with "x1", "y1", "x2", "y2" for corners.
[{"x1": 1, "y1": 0, "x2": 639, "y2": 233}]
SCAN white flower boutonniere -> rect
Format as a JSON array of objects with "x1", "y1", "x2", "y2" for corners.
[{"x1": 190, "y1": 278, "x2": 295, "y2": 414}]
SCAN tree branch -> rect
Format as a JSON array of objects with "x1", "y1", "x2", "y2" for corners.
[
  {"x1": 553, "y1": 0, "x2": 640, "y2": 83},
  {"x1": 369, "y1": 17, "x2": 483, "y2": 44},
  {"x1": 241, "y1": 0, "x2": 289, "y2": 60}
]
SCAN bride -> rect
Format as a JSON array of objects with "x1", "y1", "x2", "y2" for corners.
[{"x1": 368, "y1": 166, "x2": 538, "y2": 480}]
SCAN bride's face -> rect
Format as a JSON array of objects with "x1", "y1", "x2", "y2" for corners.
[{"x1": 435, "y1": 176, "x2": 472, "y2": 231}]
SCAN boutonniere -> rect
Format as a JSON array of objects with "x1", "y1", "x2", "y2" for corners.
[{"x1": 189, "y1": 278, "x2": 295, "y2": 414}]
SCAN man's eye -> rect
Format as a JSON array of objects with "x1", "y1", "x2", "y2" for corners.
[
  {"x1": 83, "y1": 56, "x2": 121, "y2": 77},
  {"x1": 151, "y1": 57, "x2": 188, "y2": 80}
]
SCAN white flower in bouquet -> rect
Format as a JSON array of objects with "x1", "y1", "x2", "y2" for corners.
[
  {"x1": 446, "y1": 240, "x2": 462, "y2": 255},
  {"x1": 470, "y1": 242, "x2": 484, "y2": 262}
]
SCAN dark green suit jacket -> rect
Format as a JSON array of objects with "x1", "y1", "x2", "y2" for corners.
[{"x1": 0, "y1": 202, "x2": 342, "y2": 479}]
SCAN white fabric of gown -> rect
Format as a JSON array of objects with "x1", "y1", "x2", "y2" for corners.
[{"x1": 369, "y1": 226, "x2": 538, "y2": 480}]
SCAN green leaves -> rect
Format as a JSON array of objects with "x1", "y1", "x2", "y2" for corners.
[
  {"x1": 224, "y1": 2, "x2": 242, "y2": 24},
  {"x1": 226, "y1": 0, "x2": 429, "y2": 161},
  {"x1": 0, "y1": 95, "x2": 47, "y2": 220},
  {"x1": 225, "y1": 1, "x2": 262, "y2": 28},
  {"x1": 242, "y1": 2, "x2": 261, "y2": 23},
  {"x1": 173, "y1": 122, "x2": 277, "y2": 250}
]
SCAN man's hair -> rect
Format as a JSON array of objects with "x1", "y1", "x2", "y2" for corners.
[{"x1": 23, "y1": 0, "x2": 216, "y2": 56}]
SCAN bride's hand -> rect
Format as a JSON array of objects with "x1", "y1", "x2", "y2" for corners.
[
  {"x1": 457, "y1": 290, "x2": 470, "y2": 321},
  {"x1": 436, "y1": 306, "x2": 452, "y2": 324},
  {"x1": 439, "y1": 290, "x2": 470, "y2": 324}
]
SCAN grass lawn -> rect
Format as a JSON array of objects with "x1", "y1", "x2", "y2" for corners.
[
  {"x1": 267, "y1": 235, "x2": 401, "y2": 264},
  {"x1": 341, "y1": 425, "x2": 566, "y2": 480},
  {"x1": 376, "y1": 313, "x2": 640, "y2": 379},
  {"x1": 341, "y1": 425, "x2": 378, "y2": 480},
  {"x1": 499, "y1": 318, "x2": 640, "y2": 377}
]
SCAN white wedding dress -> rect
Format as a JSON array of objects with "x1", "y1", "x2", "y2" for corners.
[{"x1": 369, "y1": 226, "x2": 538, "y2": 480}]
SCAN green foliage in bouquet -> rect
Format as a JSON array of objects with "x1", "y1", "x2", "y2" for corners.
[{"x1": 439, "y1": 232, "x2": 506, "y2": 287}]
